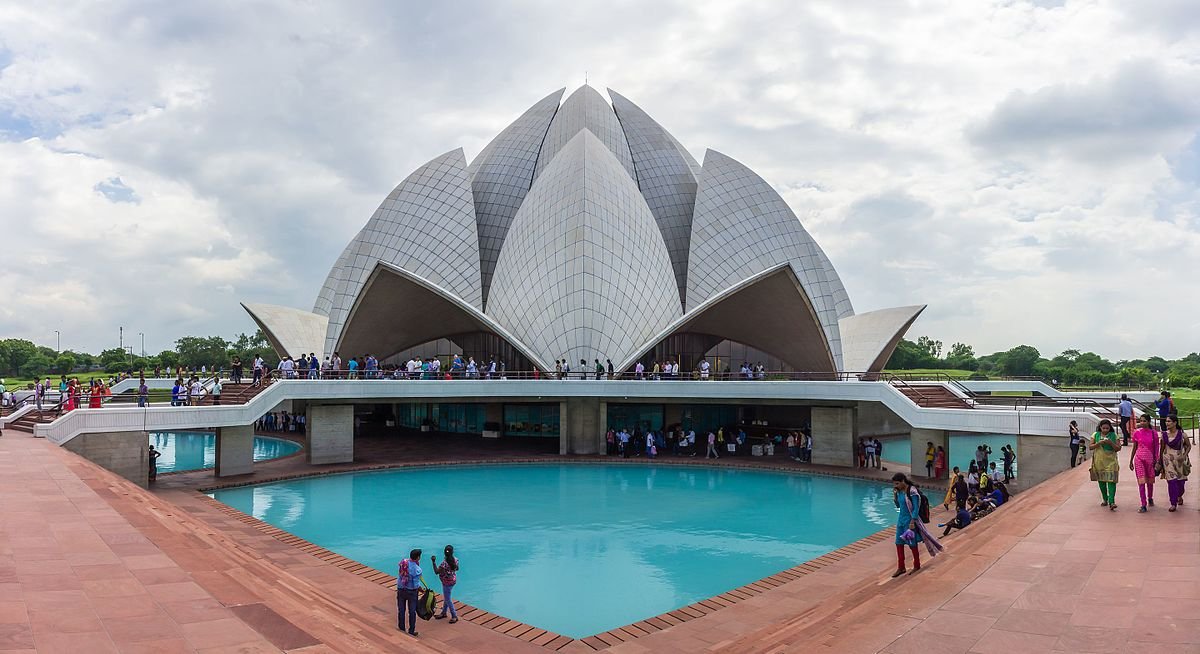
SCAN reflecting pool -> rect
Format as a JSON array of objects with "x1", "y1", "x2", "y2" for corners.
[
  {"x1": 149, "y1": 431, "x2": 302, "y2": 473},
  {"x1": 211, "y1": 464, "x2": 896, "y2": 638}
]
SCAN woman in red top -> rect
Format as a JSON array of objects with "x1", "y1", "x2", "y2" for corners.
[{"x1": 88, "y1": 381, "x2": 103, "y2": 409}]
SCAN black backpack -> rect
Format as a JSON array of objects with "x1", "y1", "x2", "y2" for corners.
[{"x1": 918, "y1": 491, "x2": 931, "y2": 524}]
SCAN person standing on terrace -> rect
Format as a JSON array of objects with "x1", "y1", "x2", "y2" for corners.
[
  {"x1": 397, "y1": 549, "x2": 424, "y2": 637},
  {"x1": 1088, "y1": 419, "x2": 1121, "y2": 509},
  {"x1": 1129, "y1": 414, "x2": 1160, "y2": 512},
  {"x1": 1118, "y1": 393, "x2": 1133, "y2": 445},
  {"x1": 1160, "y1": 415, "x2": 1191, "y2": 511},
  {"x1": 891, "y1": 473, "x2": 943, "y2": 577}
]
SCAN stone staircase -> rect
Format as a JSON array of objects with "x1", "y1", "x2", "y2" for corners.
[{"x1": 892, "y1": 383, "x2": 973, "y2": 409}]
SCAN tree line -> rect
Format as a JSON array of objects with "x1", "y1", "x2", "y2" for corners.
[
  {"x1": 887, "y1": 337, "x2": 1200, "y2": 388},
  {"x1": 0, "y1": 331, "x2": 282, "y2": 379}
]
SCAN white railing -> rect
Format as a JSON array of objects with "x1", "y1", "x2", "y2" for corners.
[{"x1": 36, "y1": 379, "x2": 1099, "y2": 445}]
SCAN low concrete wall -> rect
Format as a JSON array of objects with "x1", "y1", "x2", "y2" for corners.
[
  {"x1": 63, "y1": 431, "x2": 149, "y2": 488},
  {"x1": 308, "y1": 404, "x2": 353, "y2": 464}
]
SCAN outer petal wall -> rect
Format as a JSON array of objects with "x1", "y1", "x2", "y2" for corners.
[
  {"x1": 686, "y1": 149, "x2": 845, "y2": 368},
  {"x1": 488, "y1": 130, "x2": 681, "y2": 369},
  {"x1": 322, "y1": 148, "x2": 482, "y2": 355},
  {"x1": 609, "y1": 89, "x2": 701, "y2": 308},
  {"x1": 839, "y1": 305, "x2": 926, "y2": 374},
  {"x1": 467, "y1": 89, "x2": 564, "y2": 306},
  {"x1": 534, "y1": 86, "x2": 636, "y2": 183},
  {"x1": 240, "y1": 303, "x2": 329, "y2": 360}
]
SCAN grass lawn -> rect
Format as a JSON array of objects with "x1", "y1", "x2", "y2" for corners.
[{"x1": 1169, "y1": 388, "x2": 1200, "y2": 418}]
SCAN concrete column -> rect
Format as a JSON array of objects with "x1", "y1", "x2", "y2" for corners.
[
  {"x1": 560, "y1": 398, "x2": 602, "y2": 455},
  {"x1": 308, "y1": 404, "x2": 354, "y2": 465},
  {"x1": 810, "y1": 407, "x2": 856, "y2": 467},
  {"x1": 910, "y1": 428, "x2": 947, "y2": 480},
  {"x1": 215, "y1": 425, "x2": 255, "y2": 477},
  {"x1": 664, "y1": 404, "x2": 683, "y2": 431},
  {"x1": 63, "y1": 431, "x2": 149, "y2": 488},
  {"x1": 485, "y1": 403, "x2": 503, "y2": 436}
]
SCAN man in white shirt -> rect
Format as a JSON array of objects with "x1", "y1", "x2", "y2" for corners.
[
  {"x1": 252, "y1": 355, "x2": 265, "y2": 386},
  {"x1": 189, "y1": 379, "x2": 203, "y2": 406},
  {"x1": 280, "y1": 357, "x2": 295, "y2": 379},
  {"x1": 699, "y1": 359, "x2": 710, "y2": 380},
  {"x1": 634, "y1": 361, "x2": 644, "y2": 380}
]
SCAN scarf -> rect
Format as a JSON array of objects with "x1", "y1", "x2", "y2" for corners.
[
  {"x1": 905, "y1": 488, "x2": 945, "y2": 557},
  {"x1": 1164, "y1": 428, "x2": 1184, "y2": 450}
]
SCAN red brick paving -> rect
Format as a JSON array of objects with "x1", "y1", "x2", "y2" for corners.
[{"x1": 1, "y1": 431, "x2": 1194, "y2": 652}]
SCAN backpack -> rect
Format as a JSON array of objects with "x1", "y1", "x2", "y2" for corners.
[{"x1": 918, "y1": 491, "x2": 931, "y2": 524}]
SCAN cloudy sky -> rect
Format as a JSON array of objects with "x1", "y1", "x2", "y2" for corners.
[{"x1": 0, "y1": 0, "x2": 1197, "y2": 360}]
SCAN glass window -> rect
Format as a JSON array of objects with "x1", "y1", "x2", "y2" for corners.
[{"x1": 504, "y1": 404, "x2": 560, "y2": 437}]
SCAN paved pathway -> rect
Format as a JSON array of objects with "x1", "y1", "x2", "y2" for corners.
[{"x1": 1, "y1": 432, "x2": 1194, "y2": 653}]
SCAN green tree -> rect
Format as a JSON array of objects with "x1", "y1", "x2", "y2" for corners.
[
  {"x1": 52, "y1": 353, "x2": 77, "y2": 374},
  {"x1": 886, "y1": 339, "x2": 938, "y2": 369},
  {"x1": 175, "y1": 336, "x2": 230, "y2": 369},
  {"x1": 0, "y1": 339, "x2": 38, "y2": 376},
  {"x1": 998, "y1": 345, "x2": 1041, "y2": 377},
  {"x1": 916, "y1": 336, "x2": 943, "y2": 359},
  {"x1": 19, "y1": 353, "x2": 52, "y2": 378},
  {"x1": 99, "y1": 347, "x2": 128, "y2": 372},
  {"x1": 157, "y1": 350, "x2": 179, "y2": 369}
]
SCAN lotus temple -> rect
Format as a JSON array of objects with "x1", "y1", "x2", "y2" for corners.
[{"x1": 241, "y1": 86, "x2": 924, "y2": 377}]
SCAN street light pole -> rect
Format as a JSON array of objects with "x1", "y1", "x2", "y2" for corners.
[
  {"x1": 55, "y1": 330, "x2": 60, "y2": 353},
  {"x1": 139, "y1": 332, "x2": 145, "y2": 357}
]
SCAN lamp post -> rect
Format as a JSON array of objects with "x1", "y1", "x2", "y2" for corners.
[
  {"x1": 138, "y1": 332, "x2": 145, "y2": 357},
  {"x1": 54, "y1": 330, "x2": 60, "y2": 353}
]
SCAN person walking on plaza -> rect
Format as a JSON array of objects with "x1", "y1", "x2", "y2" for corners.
[
  {"x1": 1118, "y1": 393, "x2": 1134, "y2": 445},
  {"x1": 1069, "y1": 421, "x2": 1082, "y2": 467},
  {"x1": 211, "y1": 377, "x2": 222, "y2": 405},
  {"x1": 397, "y1": 549, "x2": 424, "y2": 636},
  {"x1": 252, "y1": 354, "x2": 264, "y2": 386},
  {"x1": 1088, "y1": 419, "x2": 1121, "y2": 510},
  {"x1": 706, "y1": 430, "x2": 719, "y2": 459},
  {"x1": 1129, "y1": 414, "x2": 1160, "y2": 512},
  {"x1": 891, "y1": 473, "x2": 943, "y2": 577},
  {"x1": 1160, "y1": 415, "x2": 1192, "y2": 511},
  {"x1": 432, "y1": 545, "x2": 459, "y2": 623}
]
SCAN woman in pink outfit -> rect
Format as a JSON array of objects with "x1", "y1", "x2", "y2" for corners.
[{"x1": 1128, "y1": 414, "x2": 1159, "y2": 513}]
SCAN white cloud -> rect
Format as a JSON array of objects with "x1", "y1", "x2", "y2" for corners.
[{"x1": 0, "y1": 0, "x2": 1196, "y2": 361}]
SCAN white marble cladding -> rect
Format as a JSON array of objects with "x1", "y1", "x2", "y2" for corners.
[
  {"x1": 488, "y1": 130, "x2": 681, "y2": 369},
  {"x1": 292, "y1": 85, "x2": 923, "y2": 373}
]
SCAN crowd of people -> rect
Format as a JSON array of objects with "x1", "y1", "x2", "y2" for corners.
[
  {"x1": 1088, "y1": 413, "x2": 1191, "y2": 513},
  {"x1": 603, "y1": 424, "x2": 815, "y2": 462},
  {"x1": 256, "y1": 410, "x2": 306, "y2": 434}
]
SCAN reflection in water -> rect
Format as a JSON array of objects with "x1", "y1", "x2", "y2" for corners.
[
  {"x1": 211, "y1": 464, "x2": 894, "y2": 639},
  {"x1": 149, "y1": 432, "x2": 302, "y2": 473}
]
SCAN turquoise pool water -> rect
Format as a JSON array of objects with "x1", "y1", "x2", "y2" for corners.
[
  {"x1": 149, "y1": 431, "x2": 302, "y2": 473},
  {"x1": 211, "y1": 464, "x2": 897, "y2": 638}
]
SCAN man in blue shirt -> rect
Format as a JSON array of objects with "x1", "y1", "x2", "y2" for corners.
[
  {"x1": 1118, "y1": 394, "x2": 1134, "y2": 445},
  {"x1": 397, "y1": 548, "x2": 424, "y2": 637},
  {"x1": 1155, "y1": 391, "x2": 1175, "y2": 430}
]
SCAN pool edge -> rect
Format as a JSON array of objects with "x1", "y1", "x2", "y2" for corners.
[{"x1": 196, "y1": 458, "x2": 897, "y2": 649}]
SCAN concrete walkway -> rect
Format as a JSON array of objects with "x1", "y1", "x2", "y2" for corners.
[{"x1": 1, "y1": 433, "x2": 1194, "y2": 653}]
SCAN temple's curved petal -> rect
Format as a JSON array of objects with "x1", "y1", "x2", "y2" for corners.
[
  {"x1": 616, "y1": 264, "x2": 836, "y2": 373},
  {"x1": 467, "y1": 88, "x2": 564, "y2": 306},
  {"x1": 838, "y1": 305, "x2": 926, "y2": 374},
  {"x1": 240, "y1": 302, "x2": 329, "y2": 360},
  {"x1": 489, "y1": 129, "x2": 682, "y2": 369},
  {"x1": 813, "y1": 242, "x2": 854, "y2": 319},
  {"x1": 312, "y1": 240, "x2": 353, "y2": 317},
  {"x1": 534, "y1": 86, "x2": 636, "y2": 182},
  {"x1": 608, "y1": 88, "x2": 700, "y2": 308},
  {"x1": 687, "y1": 149, "x2": 845, "y2": 368},
  {"x1": 321, "y1": 148, "x2": 482, "y2": 355},
  {"x1": 335, "y1": 262, "x2": 548, "y2": 369}
]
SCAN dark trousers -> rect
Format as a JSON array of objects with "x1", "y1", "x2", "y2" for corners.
[
  {"x1": 397, "y1": 588, "x2": 418, "y2": 632},
  {"x1": 1120, "y1": 416, "x2": 1131, "y2": 445},
  {"x1": 1070, "y1": 444, "x2": 1080, "y2": 467}
]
